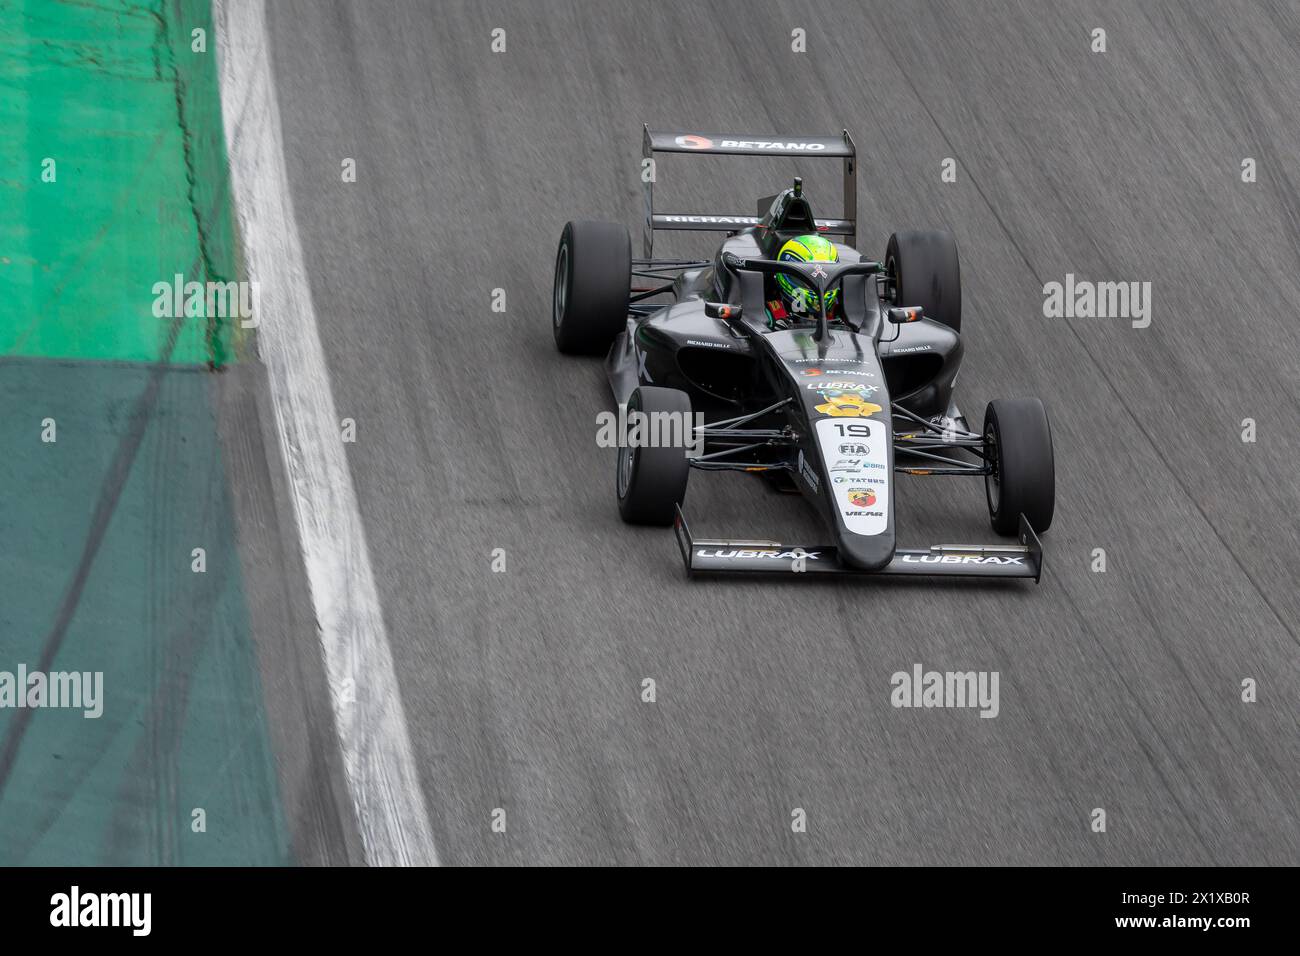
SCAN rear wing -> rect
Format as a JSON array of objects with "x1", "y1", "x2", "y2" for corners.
[{"x1": 642, "y1": 126, "x2": 857, "y2": 257}]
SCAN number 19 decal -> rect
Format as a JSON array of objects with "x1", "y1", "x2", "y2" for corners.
[{"x1": 832, "y1": 422, "x2": 873, "y2": 438}]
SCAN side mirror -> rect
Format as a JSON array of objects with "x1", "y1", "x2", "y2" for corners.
[
  {"x1": 887, "y1": 306, "x2": 923, "y2": 324},
  {"x1": 705, "y1": 302, "x2": 741, "y2": 320}
]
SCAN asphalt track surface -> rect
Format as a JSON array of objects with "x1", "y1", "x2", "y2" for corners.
[{"x1": 256, "y1": 0, "x2": 1300, "y2": 864}]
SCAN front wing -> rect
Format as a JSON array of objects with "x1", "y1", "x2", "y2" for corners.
[{"x1": 673, "y1": 506, "x2": 1043, "y2": 581}]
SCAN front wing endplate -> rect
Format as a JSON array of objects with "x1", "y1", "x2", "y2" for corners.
[{"x1": 672, "y1": 506, "x2": 1043, "y2": 582}]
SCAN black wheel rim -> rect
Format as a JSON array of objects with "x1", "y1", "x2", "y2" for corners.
[
  {"x1": 984, "y1": 420, "x2": 1001, "y2": 513},
  {"x1": 617, "y1": 393, "x2": 638, "y2": 499},
  {"x1": 552, "y1": 244, "x2": 569, "y2": 330},
  {"x1": 616, "y1": 442, "x2": 635, "y2": 498}
]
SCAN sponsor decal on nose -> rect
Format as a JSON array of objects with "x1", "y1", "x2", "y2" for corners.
[{"x1": 847, "y1": 487, "x2": 877, "y2": 508}]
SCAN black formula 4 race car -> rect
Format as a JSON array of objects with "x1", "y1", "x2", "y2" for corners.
[{"x1": 552, "y1": 128, "x2": 1054, "y2": 580}]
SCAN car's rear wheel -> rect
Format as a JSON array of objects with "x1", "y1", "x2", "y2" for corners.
[
  {"x1": 983, "y1": 398, "x2": 1054, "y2": 535},
  {"x1": 553, "y1": 220, "x2": 631, "y2": 354},
  {"x1": 885, "y1": 230, "x2": 962, "y2": 333},
  {"x1": 617, "y1": 386, "x2": 692, "y2": 526}
]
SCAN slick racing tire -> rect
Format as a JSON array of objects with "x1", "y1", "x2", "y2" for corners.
[
  {"x1": 983, "y1": 398, "x2": 1055, "y2": 536},
  {"x1": 885, "y1": 230, "x2": 962, "y2": 333},
  {"x1": 553, "y1": 220, "x2": 631, "y2": 355},
  {"x1": 617, "y1": 386, "x2": 691, "y2": 526}
]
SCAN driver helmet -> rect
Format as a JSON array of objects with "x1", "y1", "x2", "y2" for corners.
[{"x1": 775, "y1": 234, "x2": 840, "y2": 317}]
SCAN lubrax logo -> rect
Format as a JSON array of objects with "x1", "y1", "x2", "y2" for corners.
[
  {"x1": 805, "y1": 381, "x2": 878, "y2": 394},
  {"x1": 50, "y1": 886, "x2": 151, "y2": 936},
  {"x1": 900, "y1": 553, "x2": 1025, "y2": 566},
  {"x1": 696, "y1": 548, "x2": 819, "y2": 561}
]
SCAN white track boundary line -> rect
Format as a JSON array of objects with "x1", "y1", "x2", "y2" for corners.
[{"x1": 214, "y1": 0, "x2": 438, "y2": 866}]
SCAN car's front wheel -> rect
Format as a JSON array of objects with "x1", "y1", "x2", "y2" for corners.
[
  {"x1": 617, "y1": 386, "x2": 692, "y2": 526},
  {"x1": 983, "y1": 398, "x2": 1054, "y2": 535}
]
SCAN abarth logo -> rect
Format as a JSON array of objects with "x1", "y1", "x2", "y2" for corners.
[{"x1": 847, "y1": 487, "x2": 877, "y2": 508}]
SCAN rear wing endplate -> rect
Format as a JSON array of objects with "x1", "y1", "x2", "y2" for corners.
[{"x1": 642, "y1": 126, "x2": 857, "y2": 257}]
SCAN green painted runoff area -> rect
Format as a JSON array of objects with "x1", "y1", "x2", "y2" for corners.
[
  {"x1": 0, "y1": 0, "x2": 288, "y2": 863},
  {"x1": 0, "y1": 0, "x2": 240, "y2": 365},
  {"x1": 0, "y1": 363, "x2": 288, "y2": 864}
]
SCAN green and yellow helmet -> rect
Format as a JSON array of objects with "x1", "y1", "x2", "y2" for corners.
[{"x1": 775, "y1": 234, "x2": 840, "y2": 317}]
